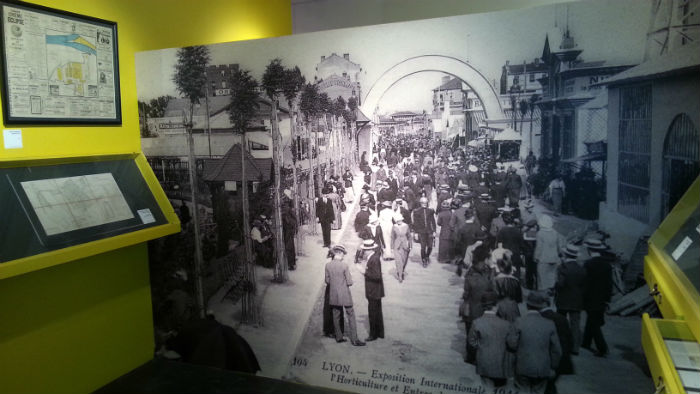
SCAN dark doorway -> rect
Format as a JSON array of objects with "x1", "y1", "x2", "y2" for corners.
[{"x1": 661, "y1": 114, "x2": 700, "y2": 218}]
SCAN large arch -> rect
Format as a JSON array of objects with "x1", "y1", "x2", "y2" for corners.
[{"x1": 360, "y1": 55, "x2": 505, "y2": 121}]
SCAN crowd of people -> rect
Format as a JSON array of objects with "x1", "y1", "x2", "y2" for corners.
[{"x1": 319, "y1": 134, "x2": 616, "y2": 394}]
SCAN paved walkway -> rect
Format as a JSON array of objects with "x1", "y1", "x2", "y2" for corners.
[
  {"x1": 208, "y1": 168, "x2": 652, "y2": 394},
  {"x1": 208, "y1": 169, "x2": 366, "y2": 378}
]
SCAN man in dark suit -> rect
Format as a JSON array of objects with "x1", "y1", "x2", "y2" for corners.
[
  {"x1": 468, "y1": 291, "x2": 514, "y2": 389},
  {"x1": 354, "y1": 203, "x2": 371, "y2": 235},
  {"x1": 325, "y1": 245, "x2": 365, "y2": 346},
  {"x1": 316, "y1": 188, "x2": 335, "y2": 248},
  {"x1": 407, "y1": 171, "x2": 423, "y2": 197},
  {"x1": 411, "y1": 197, "x2": 436, "y2": 267},
  {"x1": 507, "y1": 291, "x2": 562, "y2": 394},
  {"x1": 496, "y1": 212, "x2": 525, "y2": 279},
  {"x1": 504, "y1": 167, "x2": 523, "y2": 206},
  {"x1": 581, "y1": 239, "x2": 613, "y2": 357},
  {"x1": 540, "y1": 299, "x2": 574, "y2": 394},
  {"x1": 377, "y1": 181, "x2": 396, "y2": 206},
  {"x1": 281, "y1": 202, "x2": 297, "y2": 270},
  {"x1": 452, "y1": 208, "x2": 485, "y2": 271},
  {"x1": 475, "y1": 194, "x2": 497, "y2": 235},
  {"x1": 386, "y1": 170, "x2": 399, "y2": 194},
  {"x1": 555, "y1": 244, "x2": 586, "y2": 355},
  {"x1": 361, "y1": 240, "x2": 385, "y2": 341}
]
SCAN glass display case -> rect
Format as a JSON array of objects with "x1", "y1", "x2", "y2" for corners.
[{"x1": 642, "y1": 175, "x2": 700, "y2": 394}]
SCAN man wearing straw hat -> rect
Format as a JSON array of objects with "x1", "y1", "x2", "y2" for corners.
[
  {"x1": 581, "y1": 238, "x2": 613, "y2": 358},
  {"x1": 325, "y1": 245, "x2": 365, "y2": 347},
  {"x1": 555, "y1": 243, "x2": 586, "y2": 356}
]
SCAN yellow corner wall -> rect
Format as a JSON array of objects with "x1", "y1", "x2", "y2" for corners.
[{"x1": 0, "y1": 1, "x2": 291, "y2": 393}]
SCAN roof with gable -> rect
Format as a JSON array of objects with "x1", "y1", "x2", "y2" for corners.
[
  {"x1": 432, "y1": 78, "x2": 464, "y2": 92},
  {"x1": 202, "y1": 143, "x2": 271, "y2": 182},
  {"x1": 163, "y1": 95, "x2": 289, "y2": 119},
  {"x1": 504, "y1": 61, "x2": 548, "y2": 74},
  {"x1": 318, "y1": 53, "x2": 362, "y2": 70}
]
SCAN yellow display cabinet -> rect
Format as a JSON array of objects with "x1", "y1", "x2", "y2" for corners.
[
  {"x1": 0, "y1": 152, "x2": 179, "y2": 277},
  {"x1": 642, "y1": 175, "x2": 700, "y2": 394}
]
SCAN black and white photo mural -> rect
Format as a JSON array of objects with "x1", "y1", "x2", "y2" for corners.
[{"x1": 135, "y1": 0, "x2": 700, "y2": 392}]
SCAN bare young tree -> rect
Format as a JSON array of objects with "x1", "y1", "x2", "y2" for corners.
[
  {"x1": 228, "y1": 68, "x2": 262, "y2": 325},
  {"x1": 172, "y1": 45, "x2": 209, "y2": 318},
  {"x1": 262, "y1": 58, "x2": 289, "y2": 283},
  {"x1": 282, "y1": 67, "x2": 306, "y2": 255},
  {"x1": 300, "y1": 83, "x2": 322, "y2": 234}
]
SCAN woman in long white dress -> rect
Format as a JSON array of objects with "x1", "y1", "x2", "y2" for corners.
[
  {"x1": 378, "y1": 201, "x2": 395, "y2": 260},
  {"x1": 533, "y1": 214, "x2": 565, "y2": 293}
]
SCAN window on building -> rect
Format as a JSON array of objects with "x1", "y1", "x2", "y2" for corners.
[
  {"x1": 560, "y1": 114, "x2": 576, "y2": 159},
  {"x1": 221, "y1": 81, "x2": 227, "y2": 89},
  {"x1": 249, "y1": 141, "x2": 269, "y2": 151},
  {"x1": 530, "y1": 73, "x2": 535, "y2": 82},
  {"x1": 618, "y1": 84, "x2": 652, "y2": 222}
]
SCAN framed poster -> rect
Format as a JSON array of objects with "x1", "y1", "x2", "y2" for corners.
[{"x1": 0, "y1": 1, "x2": 121, "y2": 124}]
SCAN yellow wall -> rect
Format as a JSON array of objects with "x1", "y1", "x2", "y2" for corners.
[
  {"x1": 0, "y1": 1, "x2": 291, "y2": 393},
  {"x1": 0, "y1": 0, "x2": 292, "y2": 161}
]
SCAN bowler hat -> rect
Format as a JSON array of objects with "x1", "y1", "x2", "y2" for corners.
[
  {"x1": 526, "y1": 291, "x2": 550, "y2": 309},
  {"x1": 481, "y1": 290, "x2": 499, "y2": 309}
]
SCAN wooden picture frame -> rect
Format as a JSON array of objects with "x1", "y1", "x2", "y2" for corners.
[{"x1": 0, "y1": 1, "x2": 121, "y2": 124}]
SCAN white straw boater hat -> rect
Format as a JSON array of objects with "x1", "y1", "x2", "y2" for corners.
[
  {"x1": 563, "y1": 243, "x2": 579, "y2": 258},
  {"x1": 584, "y1": 238, "x2": 608, "y2": 250},
  {"x1": 361, "y1": 239, "x2": 378, "y2": 250},
  {"x1": 331, "y1": 245, "x2": 347, "y2": 254}
]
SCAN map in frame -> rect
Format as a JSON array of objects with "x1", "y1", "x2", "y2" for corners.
[
  {"x1": 1, "y1": 2, "x2": 120, "y2": 123},
  {"x1": 20, "y1": 173, "x2": 134, "y2": 236}
]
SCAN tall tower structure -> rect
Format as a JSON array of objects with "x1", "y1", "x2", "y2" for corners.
[{"x1": 644, "y1": 0, "x2": 700, "y2": 60}]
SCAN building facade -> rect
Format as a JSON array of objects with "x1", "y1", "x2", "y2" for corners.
[
  {"x1": 537, "y1": 31, "x2": 633, "y2": 171},
  {"x1": 599, "y1": 43, "x2": 700, "y2": 255},
  {"x1": 315, "y1": 53, "x2": 362, "y2": 105},
  {"x1": 205, "y1": 64, "x2": 239, "y2": 97}
]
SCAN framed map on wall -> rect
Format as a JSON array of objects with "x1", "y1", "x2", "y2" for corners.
[{"x1": 0, "y1": 1, "x2": 121, "y2": 124}]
